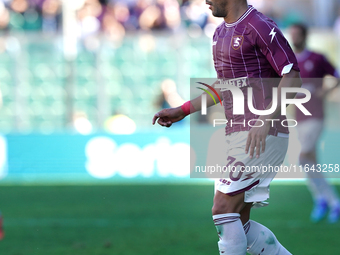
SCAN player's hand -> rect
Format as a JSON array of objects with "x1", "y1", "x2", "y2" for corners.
[
  {"x1": 245, "y1": 120, "x2": 270, "y2": 159},
  {"x1": 152, "y1": 107, "x2": 186, "y2": 128}
]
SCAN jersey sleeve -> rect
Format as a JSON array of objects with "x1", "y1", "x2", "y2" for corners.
[
  {"x1": 249, "y1": 18, "x2": 300, "y2": 76},
  {"x1": 320, "y1": 55, "x2": 339, "y2": 78}
]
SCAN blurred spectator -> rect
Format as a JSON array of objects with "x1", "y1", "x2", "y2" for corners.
[
  {"x1": 0, "y1": 0, "x2": 336, "y2": 36},
  {"x1": 156, "y1": 79, "x2": 184, "y2": 109},
  {"x1": 139, "y1": 0, "x2": 180, "y2": 31},
  {"x1": 102, "y1": 5, "x2": 125, "y2": 46},
  {"x1": 41, "y1": 0, "x2": 61, "y2": 33},
  {"x1": 155, "y1": 78, "x2": 190, "y2": 125},
  {"x1": 0, "y1": 2, "x2": 10, "y2": 31},
  {"x1": 129, "y1": 0, "x2": 150, "y2": 29},
  {"x1": 111, "y1": 2, "x2": 136, "y2": 30},
  {"x1": 77, "y1": 0, "x2": 103, "y2": 38},
  {"x1": 181, "y1": 0, "x2": 208, "y2": 29},
  {"x1": 104, "y1": 111, "x2": 136, "y2": 134},
  {"x1": 163, "y1": 0, "x2": 181, "y2": 30},
  {"x1": 139, "y1": 1, "x2": 167, "y2": 30},
  {"x1": 73, "y1": 111, "x2": 93, "y2": 135},
  {"x1": 9, "y1": 0, "x2": 42, "y2": 31}
]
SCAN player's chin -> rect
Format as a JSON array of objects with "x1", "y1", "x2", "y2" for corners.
[{"x1": 212, "y1": 10, "x2": 225, "y2": 18}]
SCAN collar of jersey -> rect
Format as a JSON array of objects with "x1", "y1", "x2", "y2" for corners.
[
  {"x1": 224, "y1": 6, "x2": 255, "y2": 28},
  {"x1": 295, "y1": 49, "x2": 312, "y2": 62}
]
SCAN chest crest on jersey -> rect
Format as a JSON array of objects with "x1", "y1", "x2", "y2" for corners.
[
  {"x1": 231, "y1": 35, "x2": 244, "y2": 50},
  {"x1": 304, "y1": 60, "x2": 314, "y2": 72}
]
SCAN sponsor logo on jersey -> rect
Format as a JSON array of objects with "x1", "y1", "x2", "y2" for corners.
[
  {"x1": 219, "y1": 77, "x2": 248, "y2": 89},
  {"x1": 231, "y1": 35, "x2": 244, "y2": 50}
]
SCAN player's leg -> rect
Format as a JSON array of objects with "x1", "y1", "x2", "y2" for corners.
[
  {"x1": 237, "y1": 133, "x2": 290, "y2": 254},
  {"x1": 243, "y1": 219, "x2": 291, "y2": 255},
  {"x1": 240, "y1": 203, "x2": 252, "y2": 225},
  {"x1": 297, "y1": 119, "x2": 339, "y2": 222},
  {"x1": 212, "y1": 191, "x2": 248, "y2": 255},
  {"x1": 212, "y1": 132, "x2": 290, "y2": 254},
  {"x1": 303, "y1": 151, "x2": 340, "y2": 222},
  {"x1": 301, "y1": 151, "x2": 323, "y2": 200},
  {"x1": 240, "y1": 204, "x2": 291, "y2": 255},
  {"x1": 301, "y1": 150, "x2": 328, "y2": 221}
]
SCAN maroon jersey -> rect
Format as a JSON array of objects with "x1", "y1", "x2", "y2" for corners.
[
  {"x1": 212, "y1": 6, "x2": 299, "y2": 136},
  {"x1": 295, "y1": 50, "x2": 339, "y2": 122}
]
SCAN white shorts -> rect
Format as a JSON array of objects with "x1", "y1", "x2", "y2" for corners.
[
  {"x1": 214, "y1": 131, "x2": 289, "y2": 203},
  {"x1": 296, "y1": 118, "x2": 323, "y2": 153}
]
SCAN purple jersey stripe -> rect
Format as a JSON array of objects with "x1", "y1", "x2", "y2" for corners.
[{"x1": 225, "y1": 180, "x2": 260, "y2": 196}]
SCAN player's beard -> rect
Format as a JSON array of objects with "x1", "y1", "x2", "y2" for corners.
[
  {"x1": 208, "y1": 1, "x2": 228, "y2": 18},
  {"x1": 293, "y1": 41, "x2": 306, "y2": 52}
]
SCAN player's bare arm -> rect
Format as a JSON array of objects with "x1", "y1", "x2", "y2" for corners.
[
  {"x1": 316, "y1": 76, "x2": 340, "y2": 99},
  {"x1": 152, "y1": 82, "x2": 222, "y2": 127},
  {"x1": 245, "y1": 69, "x2": 302, "y2": 158}
]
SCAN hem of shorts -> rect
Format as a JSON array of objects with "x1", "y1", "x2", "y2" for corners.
[
  {"x1": 225, "y1": 180, "x2": 260, "y2": 196},
  {"x1": 296, "y1": 116, "x2": 324, "y2": 123}
]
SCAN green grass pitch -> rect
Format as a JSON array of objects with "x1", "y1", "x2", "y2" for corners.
[{"x1": 0, "y1": 183, "x2": 339, "y2": 254}]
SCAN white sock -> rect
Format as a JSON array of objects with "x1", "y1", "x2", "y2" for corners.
[
  {"x1": 243, "y1": 220, "x2": 291, "y2": 255},
  {"x1": 213, "y1": 213, "x2": 247, "y2": 255}
]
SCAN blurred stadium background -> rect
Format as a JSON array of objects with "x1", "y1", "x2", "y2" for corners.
[{"x1": 0, "y1": 0, "x2": 340, "y2": 254}]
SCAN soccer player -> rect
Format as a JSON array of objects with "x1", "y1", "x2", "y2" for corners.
[
  {"x1": 153, "y1": 0, "x2": 301, "y2": 254},
  {"x1": 290, "y1": 23, "x2": 340, "y2": 223}
]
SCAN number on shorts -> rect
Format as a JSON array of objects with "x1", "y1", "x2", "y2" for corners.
[{"x1": 226, "y1": 156, "x2": 245, "y2": 181}]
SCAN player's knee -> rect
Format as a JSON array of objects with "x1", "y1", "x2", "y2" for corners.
[
  {"x1": 212, "y1": 203, "x2": 225, "y2": 215},
  {"x1": 212, "y1": 199, "x2": 238, "y2": 215},
  {"x1": 212, "y1": 192, "x2": 244, "y2": 215},
  {"x1": 212, "y1": 194, "x2": 230, "y2": 215},
  {"x1": 300, "y1": 151, "x2": 314, "y2": 161}
]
